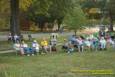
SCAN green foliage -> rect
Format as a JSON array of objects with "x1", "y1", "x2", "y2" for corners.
[
  {"x1": 108, "y1": 0, "x2": 115, "y2": 18},
  {"x1": 26, "y1": 0, "x2": 75, "y2": 30},
  {"x1": 20, "y1": 0, "x2": 33, "y2": 11},
  {"x1": 0, "y1": 0, "x2": 10, "y2": 30},
  {"x1": 63, "y1": 5, "x2": 87, "y2": 30},
  {"x1": 29, "y1": 0, "x2": 52, "y2": 15},
  {"x1": 48, "y1": 0, "x2": 73, "y2": 21}
]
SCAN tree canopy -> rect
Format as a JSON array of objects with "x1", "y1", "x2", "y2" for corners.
[{"x1": 63, "y1": 5, "x2": 87, "y2": 34}]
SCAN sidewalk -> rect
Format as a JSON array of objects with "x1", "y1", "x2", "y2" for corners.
[{"x1": 0, "y1": 50, "x2": 14, "y2": 54}]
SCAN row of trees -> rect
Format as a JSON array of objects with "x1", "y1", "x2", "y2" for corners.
[
  {"x1": 10, "y1": 0, "x2": 86, "y2": 35},
  {"x1": 0, "y1": 0, "x2": 115, "y2": 35},
  {"x1": 80, "y1": 0, "x2": 115, "y2": 31}
]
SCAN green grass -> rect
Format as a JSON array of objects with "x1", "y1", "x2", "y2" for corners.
[{"x1": 0, "y1": 49, "x2": 115, "y2": 77}]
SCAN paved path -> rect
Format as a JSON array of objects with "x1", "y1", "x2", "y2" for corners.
[
  {"x1": 0, "y1": 50, "x2": 14, "y2": 54},
  {"x1": 0, "y1": 32, "x2": 73, "y2": 41}
]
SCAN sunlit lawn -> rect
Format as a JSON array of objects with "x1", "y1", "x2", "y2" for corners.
[{"x1": 0, "y1": 48, "x2": 115, "y2": 77}]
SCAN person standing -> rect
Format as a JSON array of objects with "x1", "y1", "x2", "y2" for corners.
[{"x1": 14, "y1": 34, "x2": 19, "y2": 43}]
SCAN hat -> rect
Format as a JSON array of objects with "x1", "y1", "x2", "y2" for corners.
[{"x1": 34, "y1": 40, "x2": 37, "y2": 42}]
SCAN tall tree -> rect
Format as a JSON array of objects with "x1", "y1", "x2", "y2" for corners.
[{"x1": 10, "y1": 0, "x2": 20, "y2": 36}]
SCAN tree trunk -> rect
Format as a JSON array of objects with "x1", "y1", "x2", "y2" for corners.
[
  {"x1": 10, "y1": 0, "x2": 20, "y2": 36},
  {"x1": 109, "y1": 10, "x2": 114, "y2": 32},
  {"x1": 74, "y1": 30, "x2": 77, "y2": 35}
]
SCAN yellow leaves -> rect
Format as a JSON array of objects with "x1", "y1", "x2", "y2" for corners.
[
  {"x1": 29, "y1": 22, "x2": 39, "y2": 31},
  {"x1": 0, "y1": 0, "x2": 10, "y2": 13},
  {"x1": 89, "y1": 8, "x2": 101, "y2": 14},
  {"x1": 20, "y1": 0, "x2": 33, "y2": 11}
]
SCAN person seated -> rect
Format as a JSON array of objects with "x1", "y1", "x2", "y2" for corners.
[
  {"x1": 84, "y1": 38, "x2": 91, "y2": 50},
  {"x1": 76, "y1": 37, "x2": 84, "y2": 52},
  {"x1": 21, "y1": 41, "x2": 34, "y2": 56},
  {"x1": 32, "y1": 40, "x2": 40, "y2": 55},
  {"x1": 67, "y1": 41, "x2": 74, "y2": 54},
  {"x1": 62, "y1": 39, "x2": 69, "y2": 50},
  {"x1": 50, "y1": 36, "x2": 57, "y2": 46},
  {"x1": 41, "y1": 38, "x2": 48, "y2": 53},
  {"x1": 91, "y1": 37, "x2": 99, "y2": 51},
  {"x1": 62, "y1": 39, "x2": 74, "y2": 53},
  {"x1": 50, "y1": 37, "x2": 57, "y2": 52},
  {"x1": 99, "y1": 37, "x2": 107, "y2": 50},
  {"x1": 13, "y1": 41, "x2": 21, "y2": 55}
]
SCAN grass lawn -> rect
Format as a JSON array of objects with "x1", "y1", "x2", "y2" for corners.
[{"x1": 0, "y1": 49, "x2": 115, "y2": 77}]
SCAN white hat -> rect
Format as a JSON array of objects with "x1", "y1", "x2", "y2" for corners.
[{"x1": 34, "y1": 40, "x2": 37, "y2": 42}]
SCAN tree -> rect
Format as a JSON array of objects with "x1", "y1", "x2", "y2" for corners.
[
  {"x1": 27, "y1": 0, "x2": 74, "y2": 31},
  {"x1": 20, "y1": 0, "x2": 33, "y2": 11},
  {"x1": 107, "y1": 0, "x2": 115, "y2": 31},
  {"x1": 0, "y1": 0, "x2": 10, "y2": 30},
  {"x1": 63, "y1": 5, "x2": 87, "y2": 35},
  {"x1": 10, "y1": 0, "x2": 20, "y2": 36},
  {"x1": 26, "y1": 0, "x2": 52, "y2": 31},
  {"x1": 48, "y1": 0, "x2": 73, "y2": 30}
]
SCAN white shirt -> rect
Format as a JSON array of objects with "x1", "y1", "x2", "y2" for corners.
[
  {"x1": 32, "y1": 43, "x2": 39, "y2": 49},
  {"x1": 13, "y1": 43, "x2": 20, "y2": 50},
  {"x1": 85, "y1": 40, "x2": 91, "y2": 46},
  {"x1": 100, "y1": 39, "x2": 106, "y2": 44},
  {"x1": 14, "y1": 35, "x2": 19, "y2": 40},
  {"x1": 21, "y1": 43, "x2": 28, "y2": 48}
]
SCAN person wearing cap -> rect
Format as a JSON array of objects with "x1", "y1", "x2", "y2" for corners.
[{"x1": 32, "y1": 40, "x2": 40, "y2": 55}]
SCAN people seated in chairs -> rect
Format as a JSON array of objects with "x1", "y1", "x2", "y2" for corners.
[
  {"x1": 76, "y1": 37, "x2": 84, "y2": 52},
  {"x1": 99, "y1": 37, "x2": 107, "y2": 50},
  {"x1": 62, "y1": 39, "x2": 69, "y2": 50},
  {"x1": 91, "y1": 37, "x2": 99, "y2": 51},
  {"x1": 50, "y1": 36, "x2": 57, "y2": 52},
  {"x1": 62, "y1": 39, "x2": 74, "y2": 53},
  {"x1": 21, "y1": 41, "x2": 34, "y2": 56},
  {"x1": 13, "y1": 41, "x2": 21, "y2": 55},
  {"x1": 32, "y1": 40, "x2": 40, "y2": 55},
  {"x1": 41, "y1": 38, "x2": 48, "y2": 53}
]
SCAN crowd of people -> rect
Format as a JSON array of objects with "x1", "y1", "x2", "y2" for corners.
[
  {"x1": 62, "y1": 33, "x2": 115, "y2": 53},
  {"x1": 12, "y1": 33, "x2": 58, "y2": 56},
  {"x1": 9, "y1": 32, "x2": 115, "y2": 56}
]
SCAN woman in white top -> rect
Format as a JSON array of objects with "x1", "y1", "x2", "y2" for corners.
[
  {"x1": 13, "y1": 42, "x2": 20, "y2": 51},
  {"x1": 32, "y1": 40, "x2": 40, "y2": 54},
  {"x1": 21, "y1": 41, "x2": 30, "y2": 56},
  {"x1": 13, "y1": 42, "x2": 21, "y2": 55},
  {"x1": 99, "y1": 37, "x2": 106, "y2": 50}
]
